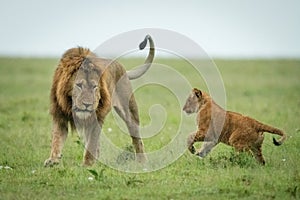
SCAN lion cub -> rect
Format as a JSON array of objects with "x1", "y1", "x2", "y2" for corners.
[{"x1": 183, "y1": 88, "x2": 286, "y2": 165}]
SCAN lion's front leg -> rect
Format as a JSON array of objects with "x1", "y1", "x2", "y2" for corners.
[
  {"x1": 44, "y1": 120, "x2": 68, "y2": 167},
  {"x1": 82, "y1": 122, "x2": 101, "y2": 166}
]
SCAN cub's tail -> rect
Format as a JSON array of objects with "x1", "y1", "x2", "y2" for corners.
[
  {"x1": 127, "y1": 35, "x2": 155, "y2": 80},
  {"x1": 257, "y1": 122, "x2": 287, "y2": 146}
]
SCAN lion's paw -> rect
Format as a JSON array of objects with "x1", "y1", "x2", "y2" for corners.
[
  {"x1": 136, "y1": 153, "x2": 147, "y2": 164},
  {"x1": 44, "y1": 158, "x2": 60, "y2": 167},
  {"x1": 82, "y1": 159, "x2": 96, "y2": 167}
]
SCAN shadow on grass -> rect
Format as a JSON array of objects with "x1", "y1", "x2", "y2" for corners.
[{"x1": 205, "y1": 150, "x2": 258, "y2": 169}]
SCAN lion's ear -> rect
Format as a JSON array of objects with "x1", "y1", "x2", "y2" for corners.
[{"x1": 193, "y1": 88, "x2": 202, "y2": 98}]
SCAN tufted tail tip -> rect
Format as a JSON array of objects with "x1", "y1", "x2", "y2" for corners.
[
  {"x1": 273, "y1": 137, "x2": 282, "y2": 146},
  {"x1": 139, "y1": 35, "x2": 151, "y2": 50}
]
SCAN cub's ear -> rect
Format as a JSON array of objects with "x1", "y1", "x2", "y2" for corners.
[{"x1": 193, "y1": 88, "x2": 202, "y2": 98}]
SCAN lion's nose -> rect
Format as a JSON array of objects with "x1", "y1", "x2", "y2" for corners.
[{"x1": 83, "y1": 102, "x2": 92, "y2": 109}]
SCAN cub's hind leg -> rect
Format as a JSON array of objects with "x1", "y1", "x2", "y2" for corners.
[
  {"x1": 250, "y1": 145, "x2": 265, "y2": 165},
  {"x1": 250, "y1": 132, "x2": 265, "y2": 165},
  {"x1": 229, "y1": 129, "x2": 252, "y2": 151},
  {"x1": 44, "y1": 120, "x2": 68, "y2": 167},
  {"x1": 230, "y1": 129, "x2": 265, "y2": 165}
]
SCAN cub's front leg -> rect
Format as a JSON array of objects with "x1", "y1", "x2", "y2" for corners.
[
  {"x1": 187, "y1": 132, "x2": 197, "y2": 154},
  {"x1": 187, "y1": 128, "x2": 218, "y2": 158},
  {"x1": 187, "y1": 130, "x2": 206, "y2": 154},
  {"x1": 44, "y1": 120, "x2": 68, "y2": 167},
  {"x1": 192, "y1": 128, "x2": 217, "y2": 158},
  {"x1": 196, "y1": 141, "x2": 218, "y2": 158}
]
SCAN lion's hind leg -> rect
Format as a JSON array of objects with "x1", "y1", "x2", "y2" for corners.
[
  {"x1": 113, "y1": 95, "x2": 147, "y2": 164},
  {"x1": 112, "y1": 74, "x2": 147, "y2": 163}
]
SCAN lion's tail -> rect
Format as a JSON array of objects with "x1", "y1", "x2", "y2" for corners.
[
  {"x1": 127, "y1": 35, "x2": 155, "y2": 80},
  {"x1": 256, "y1": 122, "x2": 287, "y2": 146}
]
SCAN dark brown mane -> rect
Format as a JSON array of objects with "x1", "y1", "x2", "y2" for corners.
[{"x1": 50, "y1": 47, "x2": 93, "y2": 122}]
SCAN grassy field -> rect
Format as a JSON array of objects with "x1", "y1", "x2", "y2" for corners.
[{"x1": 0, "y1": 57, "x2": 299, "y2": 199}]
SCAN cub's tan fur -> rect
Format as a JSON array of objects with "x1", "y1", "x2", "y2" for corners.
[
  {"x1": 44, "y1": 35, "x2": 155, "y2": 167},
  {"x1": 183, "y1": 88, "x2": 286, "y2": 164}
]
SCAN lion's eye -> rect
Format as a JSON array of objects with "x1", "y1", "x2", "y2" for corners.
[
  {"x1": 93, "y1": 85, "x2": 98, "y2": 90},
  {"x1": 76, "y1": 83, "x2": 83, "y2": 89}
]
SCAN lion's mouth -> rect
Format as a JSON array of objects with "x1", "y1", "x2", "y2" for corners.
[
  {"x1": 72, "y1": 107, "x2": 93, "y2": 119},
  {"x1": 72, "y1": 107, "x2": 93, "y2": 113},
  {"x1": 74, "y1": 111, "x2": 92, "y2": 120}
]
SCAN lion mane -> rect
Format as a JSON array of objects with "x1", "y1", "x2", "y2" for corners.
[{"x1": 50, "y1": 48, "x2": 111, "y2": 126}]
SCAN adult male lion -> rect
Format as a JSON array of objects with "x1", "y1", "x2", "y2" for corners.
[{"x1": 44, "y1": 35, "x2": 154, "y2": 167}]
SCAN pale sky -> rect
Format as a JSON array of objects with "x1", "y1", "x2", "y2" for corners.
[{"x1": 0, "y1": 0, "x2": 299, "y2": 58}]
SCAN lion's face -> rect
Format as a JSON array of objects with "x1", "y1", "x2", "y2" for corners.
[
  {"x1": 72, "y1": 60, "x2": 101, "y2": 119},
  {"x1": 183, "y1": 88, "x2": 203, "y2": 114}
]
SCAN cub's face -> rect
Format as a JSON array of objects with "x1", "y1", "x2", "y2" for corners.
[
  {"x1": 72, "y1": 60, "x2": 101, "y2": 119},
  {"x1": 183, "y1": 88, "x2": 203, "y2": 114}
]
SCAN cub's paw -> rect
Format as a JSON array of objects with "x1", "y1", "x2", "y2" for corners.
[
  {"x1": 44, "y1": 158, "x2": 60, "y2": 167},
  {"x1": 195, "y1": 152, "x2": 205, "y2": 159},
  {"x1": 188, "y1": 146, "x2": 196, "y2": 154}
]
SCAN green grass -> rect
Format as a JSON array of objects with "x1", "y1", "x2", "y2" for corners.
[{"x1": 0, "y1": 57, "x2": 300, "y2": 199}]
